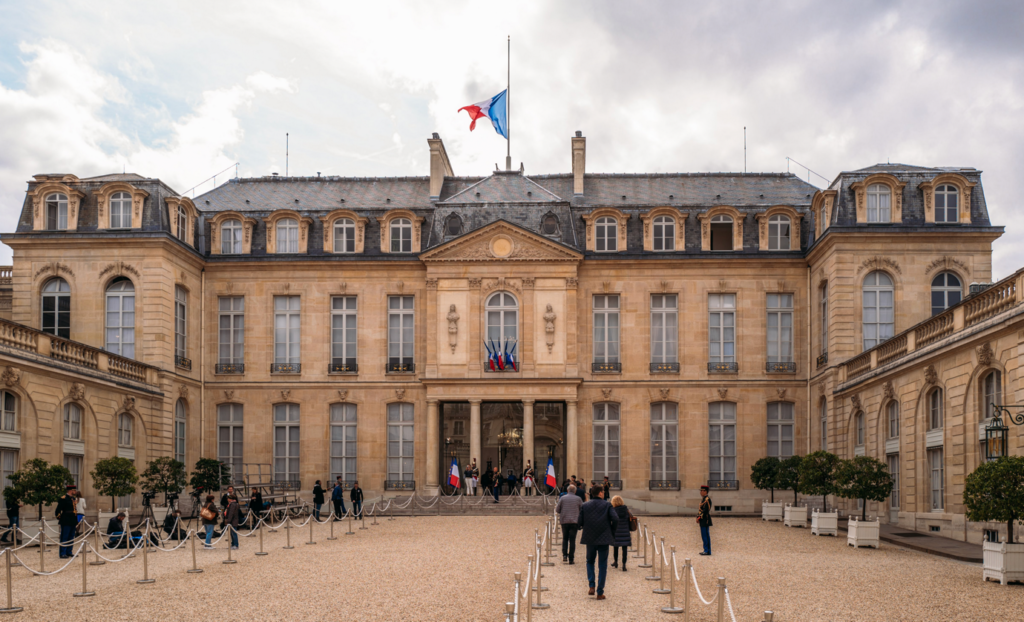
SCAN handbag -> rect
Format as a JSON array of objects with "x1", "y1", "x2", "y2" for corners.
[
  {"x1": 200, "y1": 506, "x2": 216, "y2": 521},
  {"x1": 628, "y1": 512, "x2": 638, "y2": 532}
]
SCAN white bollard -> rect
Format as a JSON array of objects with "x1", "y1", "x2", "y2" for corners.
[{"x1": 661, "y1": 547, "x2": 683, "y2": 614}]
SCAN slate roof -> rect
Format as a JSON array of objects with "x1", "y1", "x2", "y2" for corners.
[{"x1": 442, "y1": 171, "x2": 564, "y2": 204}]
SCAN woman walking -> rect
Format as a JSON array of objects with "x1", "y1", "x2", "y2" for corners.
[
  {"x1": 201, "y1": 495, "x2": 218, "y2": 548},
  {"x1": 609, "y1": 495, "x2": 633, "y2": 571},
  {"x1": 74, "y1": 490, "x2": 86, "y2": 531}
]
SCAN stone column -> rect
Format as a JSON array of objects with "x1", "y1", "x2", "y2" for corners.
[
  {"x1": 566, "y1": 400, "x2": 578, "y2": 480},
  {"x1": 470, "y1": 400, "x2": 482, "y2": 469},
  {"x1": 426, "y1": 399, "x2": 439, "y2": 495},
  {"x1": 523, "y1": 399, "x2": 535, "y2": 472}
]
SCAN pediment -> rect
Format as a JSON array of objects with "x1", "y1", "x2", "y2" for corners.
[{"x1": 420, "y1": 220, "x2": 582, "y2": 263}]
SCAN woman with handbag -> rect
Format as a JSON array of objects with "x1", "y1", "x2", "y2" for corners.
[
  {"x1": 609, "y1": 495, "x2": 633, "y2": 571},
  {"x1": 200, "y1": 495, "x2": 218, "y2": 548}
]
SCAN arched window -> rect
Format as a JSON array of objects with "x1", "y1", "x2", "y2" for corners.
[
  {"x1": 110, "y1": 192, "x2": 131, "y2": 229},
  {"x1": 273, "y1": 403, "x2": 300, "y2": 483},
  {"x1": 651, "y1": 402, "x2": 679, "y2": 482},
  {"x1": 866, "y1": 184, "x2": 891, "y2": 222},
  {"x1": 46, "y1": 193, "x2": 68, "y2": 230},
  {"x1": 928, "y1": 388, "x2": 943, "y2": 430},
  {"x1": 221, "y1": 219, "x2": 242, "y2": 254},
  {"x1": 854, "y1": 411, "x2": 865, "y2": 447},
  {"x1": 887, "y1": 401, "x2": 899, "y2": 439},
  {"x1": 105, "y1": 278, "x2": 135, "y2": 358},
  {"x1": 708, "y1": 402, "x2": 735, "y2": 483},
  {"x1": 176, "y1": 206, "x2": 188, "y2": 241},
  {"x1": 935, "y1": 184, "x2": 959, "y2": 223},
  {"x1": 63, "y1": 403, "x2": 82, "y2": 440},
  {"x1": 334, "y1": 218, "x2": 355, "y2": 253},
  {"x1": 541, "y1": 214, "x2": 559, "y2": 236},
  {"x1": 277, "y1": 218, "x2": 298, "y2": 253},
  {"x1": 330, "y1": 403, "x2": 357, "y2": 483},
  {"x1": 595, "y1": 217, "x2": 617, "y2": 252},
  {"x1": 768, "y1": 214, "x2": 791, "y2": 250},
  {"x1": 486, "y1": 292, "x2": 518, "y2": 354},
  {"x1": 931, "y1": 273, "x2": 962, "y2": 316},
  {"x1": 862, "y1": 271, "x2": 894, "y2": 349},
  {"x1": 767, "y1": 402, "x2": 794, "y2": 458},
  {"x1": 117, "y1": 413, "x2": 133, "y2": 447},
  {"x1": 983, "y1": 370, "x2": 1001, "y2": 420},
  {"x1": 390, "y1": 218, "x2": 412, "y2": 253},
  {"x1": 653, "y1": 215, "x2": 675, "y2": 251},
  {"x1": 41, "y1": 278, "x2": 71, "y2": 339},
  {"x1": 710, "y1": 214, "x2": 733, "y2": 251},
  {"x1": 819, "y1": 397, "x2": 827, "y2": 451},
  {"x1": 444, "y1": 214, "x2": 462, "y2": 237},
  {"x1": 174, "y1": 400, "x2": 186, "y2": 463},
  {"x1": 1, "y1": 391, "x2": 16, "y2": 432}
]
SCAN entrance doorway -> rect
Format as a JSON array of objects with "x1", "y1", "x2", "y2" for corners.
[{"x1": 482, "y1": 402, "x2": 524, "y2": 482}]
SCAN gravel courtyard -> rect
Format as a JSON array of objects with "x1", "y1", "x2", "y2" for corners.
[{"x1": 1, "y1": 515, "x2": 1021, "y2": 621}]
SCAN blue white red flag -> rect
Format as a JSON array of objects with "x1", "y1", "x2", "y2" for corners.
[
  {"x1": 458, "y1": 90, "x2": 508, "y2": 139},
  {"x1": 507, "y1": 340, "x2": 518, "y2": 372},
  {"x1": 448, "y1": 457, "x2": 461, "y2": 488},
  {"x1": 545, "y1": 457, "x2": 557, "y2": 488}
]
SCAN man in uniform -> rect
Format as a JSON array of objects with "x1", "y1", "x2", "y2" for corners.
[{"x1": 697, "y1": 484, "x2": 713, "y2": 556}]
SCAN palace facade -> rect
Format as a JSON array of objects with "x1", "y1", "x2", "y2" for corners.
[{"x1": 0, "y1": 132, "x2": 1020, "y2": 543}]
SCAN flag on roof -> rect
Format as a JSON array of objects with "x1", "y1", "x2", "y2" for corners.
[{"x1": 458, "y1": 90, "x2": 508, "y2": 139}]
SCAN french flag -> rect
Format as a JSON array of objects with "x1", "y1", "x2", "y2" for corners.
[
  {"x1": 458, "y1": 90, "x2": 508, "y2": 139},
  {"x1": 448, "y1": 457, "x2": 461, "y2": 488},
  {"x1": 545, "y1": 457, "x2": 557, "y2": 488}
]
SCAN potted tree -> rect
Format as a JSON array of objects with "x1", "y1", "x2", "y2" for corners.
[
  {"x1": 91, "y1": 457, "x2": 139, "y2": 527},
  {"x1": 8, "y1": 458, "x2": 73, "y2": 544},
  {"x1": 140, "y1": 457, "x2": 187, "y2": 524},
  {"x1": 189, "y1": 458, "x2": 232, "y2": 496},
  {"x1": 800, "y1": 451, "x2": 840, "y2": 536},
  {"x1": 778, "y1": 455, "x2": 807, "y2": 528},
  {"x1": 836, "y1": 456, "x2": 892, "y2": 549},
  {"x1": 963, "y1": 455, "x2": 1024, "y2": 585},
  {"x1": 750, "y1": 457, "x2": 784, "y2": 521}
]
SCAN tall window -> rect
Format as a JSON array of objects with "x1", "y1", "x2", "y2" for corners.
[
  {"x1": 110, "y1": 192, "x2": 131, "y2": 228},
  {"x1": 274, "y1": 296, "x2": 301, "y2": 365},
  {"x1": 819, "y1": 397, "x2": 828, "y2": 450},
  {"x1": 708, "y1": 402, "x2": 736, "y2": 483},
  {"x1": 105, "y1": 278, "x2": 135, "y2": 358},
  {"x1": 331, "y1": 296, "x2": 358, "y2": 370},
  {"x1": 176, "y1": 206, "x2": 187, "y2": 241},
  {"x1": 63, "y1": 455, "x2": 82, "y2": 489},
  {"x1": 174, "y1": 400, "x2": 186, "y2": 464},
  {"x1": 653, "y1": 215, "x2": 674, "y2": 251},
  {"x1": 217, "y1": 404, "x2": 244, "y2": 483},
  {"x1": 334, "y1": 218, "x2": 355, "y2": 253},
  {"x1": 595, "y1": 217, "x2": 617, "y2": 252},
  {"x1": 592, "y1": 295, "x2": 620, "y2": 364},
  {"x1": 593, "y1": 403, "x2": 620, "y2": 482},
  {"x1": 651, "y1": 402, "x2": 678, "y2": 482},
  {"x1": 709, "y1": 294, "x2": 736, "y2": 363},
  {"x1": 887, "y1": 401, "x2": 900, "y2": 439},
  {"x1": 46, "y1": 193, "x2": 68, "y2": 230},
  {"x1": 768, "y1": 214, "x2": 791, "y2": 250},
  {"x1": 387, "y1": 403, "x2": 414, "y2": 482},
  {"x1": 218, "y1": 297, "x2": 245, "y2": 366},
  {"x1": 928, "y1": 388, "x2": 943, "y2": 430},
  {"x1": 710, "y1": 215, "x2": 733, "y2": 251},
  {"x1": 117, "y1": 413, "x2": 133, "y2": 447},
  {"x1": 854, "y1": 412, "x2": 865, "y2": 447},
  {"x1": 767, "y1": 294, "x2": 794, "y2": 363},
  {"x1": 41, "y1": 278, "x2": 71, "y2": 339},
  {"x1": 277, "y1": 218, "x2": 298, "y2": 253},
  {"x1": 221, "y1": 219, "x2": 242, "y2": 254},
  {"x1": 929, "y1": 448, "x2": 944, "y2": 510},
  {"x1": 174, "y1": 286, "x2": 187, "y2": 360},
  {"x1": 931, "y1": 273, "x2": 962, "y2": 316},
  {"x1": 330, "y1": 403, "x2": 357, "y2": 483},
  {"x1": 390, "y1": 218, "x2": 412, "y2": 253},
  {"x1": 866, "y1": 184, "x2": 891, "y2": 222},
  {"x1": 862, "y1": 271, "x2": 893, "y2": 349},
  {"x1": 0, "y1": 450, "x2": 17, "y2": 510},
  {"x1": 273, "y1": 404, "x2": 300, "y2": 483},
  {"x1": 64, "y1": 403, "x2": 82, "y2": 440},
  {"x1": 387, "y1": 296, "x2": 414, "y2": 371},
  {"x1": 983, "y1": 370, "x2": 1002, "y2": 420},
  {"x1": 650, "y1": 294, "x2": 678, "y2": 365},
  {"x1": 486, "y1": 293, "x2": 518, "y2": 349},
  {"x1": 887, "y1": 454, "x2": 900, "y2": 511},
  {"x1": 820, "y1": 283, "x2": 828, "y2": 356},
  {"x1": 767, "y1": 402, "x2": 794, "y2": 458},
  {"x1": 1, "y1": 392, "x2": 15, "y2": 432},
  {"x1": 935, "y1": 184, "x2": 958, "y2": 223}
]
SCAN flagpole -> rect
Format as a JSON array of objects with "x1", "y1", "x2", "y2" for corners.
[{"x1": 506, "y1": 35, "x2": 511, "y2": 171}]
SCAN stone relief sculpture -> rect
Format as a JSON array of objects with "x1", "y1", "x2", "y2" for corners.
[
  {"x1": 543, "y1": 304, "x2": 557, "y2": 353},
  {"x1": 447, "y1": 304, "x2": 460, "y2": 354},
  {"x1": 1, "y1": 366, "x2": 20, "y2": 387}
]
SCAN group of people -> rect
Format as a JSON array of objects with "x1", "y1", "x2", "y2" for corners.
[
  {"x1": 312, "y1": 477, "x2": 364, "y2": 521},
  {"x1": 462, "y1": 459, "x2": 539, "y2": 502}
]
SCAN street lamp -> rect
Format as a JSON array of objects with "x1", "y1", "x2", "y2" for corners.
[{"x1": 988, "y1": 404, "x2": 1024, "y2": 461}]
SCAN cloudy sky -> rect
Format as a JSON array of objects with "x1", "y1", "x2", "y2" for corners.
[{"x1": 0, "y1": 1, "x2": 1022, "y2": 275}]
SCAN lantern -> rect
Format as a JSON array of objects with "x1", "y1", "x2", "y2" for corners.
[{"x1": 985, "y1": 413, "x2": 1008, "y2": 462}]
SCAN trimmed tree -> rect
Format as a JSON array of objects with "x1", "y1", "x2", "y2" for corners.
[
  {"x1": 8, "y1": 458, "x2": 73, "y2": 519},
  {"x1": 140, "y1": 457, "x2": 187, "y2": 506},
  {"x1": 91, "y1": 457, "x2": 139, "y2": 512},
  {"x1": 835, "y1": 456, "x2": 893, "y2": 520},
  {"x1": 188, "y1": 458, "x2": 232, "y2": 494},
  {"x1": 963, "y1": 455, "x2": 1024, "y2": 544},
  {"x1": 750, "y1": 457, "x2": 781, "y2": 503},
  {"x1": 798, "y1": 451, "x2": 840, "y2": 512},
  {"x1": 777, "y1": 455, "x2": 803, "y2": 504}
]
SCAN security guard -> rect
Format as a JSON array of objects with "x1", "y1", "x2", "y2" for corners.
[{"x1": 697, "y1": 484, "x2": 713, "y2": 556}]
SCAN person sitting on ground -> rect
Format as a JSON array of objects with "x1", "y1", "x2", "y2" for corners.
[
  {"x1": 163, "y1": 509, "x2": 184, "y2": 540},
  {"x1": 107, "y1": 512, "x2": 127, "y2": 549}
]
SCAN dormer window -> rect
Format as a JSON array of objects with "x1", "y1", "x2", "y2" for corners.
[
  {"x1": 595, "y1": 217, "x2": 617, "y2": 252},
  {"x1": 334, "y1": 218, "x2": 355, "y2": 253},
  {"x1": 46, "y1": 193, "x2": 68, "y2": 230},
  {"x1": 935, "y1": 185, "x2": 958, "y2": 223},
  {"x1": 110, "y1": 192, "x2": 131, "y2": 229},
  {"x1": 866, "y1": 184, "x2": 891, "y2": 223},
  {"x1": 444, "y1": 214, "x2": 462, "y2": 237},
  {"x1": 277, "y1": 218, "x2": 299, "y2": 253},
  {"x1": 653, "y1": 215, "x2": 675, "y2": 251},
  {"x1": 177, "y1": 206, "x2": 188, "y2": 240},
  {"x1": 542, "y1": 214, "x2": 559, "y2": 236},
  {"x1": 768, "y1": 214, "x2": 791, "y2": 250},
  {"x1": 710, "y1": 215, "x2": 733, "y2": 251},
  {"x1": 391, "y1": 218, "x2": 412, "y2": 252},
  {"x1": 221, "y1": 219, "x2": 242, "y2": 254}
]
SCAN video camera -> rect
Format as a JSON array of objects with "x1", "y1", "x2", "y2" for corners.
[
  {"x1": 141, "y1": 491, "x2": 156, "y2": 507},
  {"x1": 165, "y1": 492, "x2": 179, "y2": 503}
]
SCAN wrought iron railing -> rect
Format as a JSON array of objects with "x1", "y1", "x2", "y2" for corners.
[
  {"x1": 386, "y1": 361, "x2": 415, "y2": 373},
  {"x1": 215, "y1": 363, "x2": 245, "y2": 374},
  {"x1": 816, "y1": 353, "x2": 828, "y2": 368},
  {"x1": 707, "y1": 479, "x2": 739, "y2": 490},
  {"x1": 766, "y1": 361, "x2": 796, "y2": 373},
  {"x1": 329, "y1": 361, "x2": 358, "y2": 373},
  {"x1": 484, "y1": 361, "x2": 519, "y2": 372},
  {"x1": 649, "y1": 480, "x2": 681, "y2": 491},
  {"x1": 707, "y1": 361, "x2": 738, "y2": 373},
  {"x1": 270, "y1": 363, "x2": 301, "y2": 374},
  {"x1": 175, "y1": 355, "x2": 192, "y2": 371},
  {"x1": 650, "y1": 362, "x2": 680, "y2": 373},
  {"x1": 592, "y1": 361, "x2": 622, "y2": 373},
  {"x1": 272, "y1": 478, "x2": 301, "y2": 491},
  {"x1": 385, "y1": 480, "x2": 415, "y2": 491}
]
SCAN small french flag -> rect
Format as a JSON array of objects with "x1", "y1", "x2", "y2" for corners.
[
  {"x1": 448, "y1": 457, "x2": 461, "y2": 488},
  {"x1": 545, "y1": 457, "x2": 557, "y2": 488}
]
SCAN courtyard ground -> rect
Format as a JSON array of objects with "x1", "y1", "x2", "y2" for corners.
[{"x1": 0, "y1": 515, "x2": 1021, "y2": 621}]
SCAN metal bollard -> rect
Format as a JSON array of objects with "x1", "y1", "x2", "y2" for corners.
[
  {"x1": 345, "y1": 513, "x2": 355, "y2": 536},
  {"x1": 683, "y1": 558, "x2": 691, "y2": 622},
  {"x1": 532, "y1": 554, "x2": 550, "y2": 610},
  {"x1": 646, "y1": 533, "x2": 660, "y2": 581},
  {"x1": 661, "y1": 546, "x2": 683, "y2": 614},
  {"x1": 513, "y1": 572, "x2": 522, "y2": 621},
  {"x1": 763, "y1": 612, "x2": 774, "y2": 622},
  {"x1": 327, "y1": 514, "x2": 337, "y2": 541},
  {"x1": 504, "y1": 601, "x2": 515, "y2": 621},
  {"x1": 359, "y1": 511, "x2": 367, "y2": 530},
  {"x1": 187, "y1": 531, "x2": 203, "y2": 573},
  {"x1": 90, "y1": 528, "x2": 105, "y2": 565},
  {"x1": 38, "y1": 523, "x2": 45, "y2": 573},
  {"x1": 256, "y1": 522, "x2": 268, "y2": 556},
  {"x1": 541, "y1": 522, "x2": 554, "y2": 567},
  {"x1": 223, "y1": 526, "x2": 237, "y2": 565},
  {"x1": 138, "y1": 524, "x2": 155, "y2": 584},
  {"x1": 388, "y1": 504, "x2": 394, "y2": 521},
  {"x1": 654, "y1": 537, "x2": 670, "y2": 594},
  {"x1": 283, "y1": 518, "x2": 294, "y2": 549},
  {"x1": 639, "y1": 525, "x2": 652, "y2": 568},
  {"x1": 0, "y1": 551, "x2": 22, "y2": 613},
  {"x1": 73, "y1": 546, "x2": 95, "y2": 598},
  {"x1": 716, "y1": 578, "x2": 726, "y2": 622},
  {"x1": 371, "y1": 506, "x2": 379, "y2": 526},
  {"x1": 306, "y1": 517, "x2": 316, "y2": 545},
  {"x1": 525, "y1": 557, "x2": 534, "y2": 622}
]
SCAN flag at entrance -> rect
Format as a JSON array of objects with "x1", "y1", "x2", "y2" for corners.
[
  {"x1": 448, "y1": 456, "x2": 461, "y2": 488},
  {"x1": 545, "y1": 457, "x2": 557, "y2": 488}
]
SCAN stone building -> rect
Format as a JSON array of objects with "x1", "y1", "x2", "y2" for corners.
[{"x1": 0, "y1": 132, "x2": 1019, "y2": 542}]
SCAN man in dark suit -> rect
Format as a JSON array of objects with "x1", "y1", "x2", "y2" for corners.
[
  {"x1": 574, "y1": 478, "x2": 586, "y2": 504},
  {"x1": 55, "y1": 484, "x2": 78, "y2": 558},
  {"x1": 578, "y1": 486, "x2": 617, "y2": 600},
  {"x1": 697, "y1": 484, "x2": 713, "y2": 555}
]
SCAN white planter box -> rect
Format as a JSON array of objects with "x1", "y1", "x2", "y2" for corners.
[
  {"x1": 762, "y1": 502, "x2": 784, "y2": 522},
  {"x1": 811, "y1": 510, "x2": 838, "y2": 536},
  {"x1": 847, "y1": 517, "x2": 880, "y2": 549},
  {"x1": 784, "y1": 504, "x2": 808, "y2": 528},
  {"x1": 983, "y1": 541, "x2": 1024, "y2": 585},
  {"x1": 151, "y1": 506, "x2": 169, "y2": 525},
  {"x1": 19, "y1": 519, "x2": 60, "y2": 547}
]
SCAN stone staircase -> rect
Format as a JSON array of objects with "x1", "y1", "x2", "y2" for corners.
[{"x1": 369, "y1": 494, "x2": 556, "y2": 517}]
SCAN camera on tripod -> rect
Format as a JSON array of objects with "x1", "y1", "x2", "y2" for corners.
[
  {"x1": 165, "y1": 492, "x2": 179, "y2": 503},
  {"x1": 141, "y1": 491, "x2": 157, "y2": 507}
]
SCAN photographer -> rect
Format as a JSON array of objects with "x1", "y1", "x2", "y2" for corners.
[
  {"x1": 162, "y1": 509, "x2": 184, "y2": 540},
  {"x1": 107, "y1": 512, "x2": 127, "y2": 549}
]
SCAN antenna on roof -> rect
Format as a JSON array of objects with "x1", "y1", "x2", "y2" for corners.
[
  {"x1": 286, "y1": 133, "x2": 289, "y2": 177},
  {"x1": 743, "y1": 127, "x2": 747, "y2": 174}
]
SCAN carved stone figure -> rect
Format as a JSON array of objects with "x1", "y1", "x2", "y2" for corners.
[
  {"x1": 1, "y1": 366, "x2": 20, "y2": 387},
  {"x1": 543, "y1": 304, "x2": 557, "y2": 353},
  {"x1": 395, "y1": 388, "x2": 406, "y2": 400},
  {"x1": 178, "y1": 384, "x2": 189, "y2": 399},
  {"x1": 924, "y1": 365, "x2": 937, "y2": 386},
  {"x1": 601, "y1": 388, "x2": 612, "y2": 399},
  {"x1": 281, "y1": 389, "x2": 291, "y2": 401},
  {"x1": 447, "y1": 304, "x2": 460, "y2": 354},
  {"x1": 660, "y1": 388, "x2": 670, "y2": 400},
  {"x1": 851, "y1": 394, "x2": 861, "y2": 411},
  {"x1": 717, "y1": 387, "x2": 728, "y2": 399},
  {"x1": 338, "y1": 389, "x2": 348, "y2": 401},
  {"x1": 883, "y1": 381, "x2": 895, "y2": 401},
  {"x1": 122, "y1": 395, "x2": 135, "y2": 411},
  {"x1": 776, "y1": 388, "x2": 787, "y2": 400},
  {"x1": 224, "y1": 390, "x2": 235, "y2": 400},
  {"x1": 70, "y1": 383, "x2": 85, "y2": 401},
  {"x1": 977, "y1": 342, "x2": 994, "y2": 367}
]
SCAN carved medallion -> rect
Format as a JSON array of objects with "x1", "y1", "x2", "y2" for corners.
[
  {"x1": 882, "y1": 381, "x2": 895, "y2": 401},
  {"x1": 924, "y1": 365, "x2": 937, "y2": 386},
  {"x1": 717, "y1": 388, "x2": 728, "y2": 399},
  {"x1": 338, "y1": 389, "x2": 348, "y2": 401},
  {"x1": 1, "y1": 366, "x2": 20, "y2": 387},
  {"x1": 977, "y1": 342, "x2": 994, "y2": 367},
  {"x1": 224, "y1": 390, "x2": 235, "y2": 400},
  {"x1": 395, "y1": 388, "x2": 406, "y2": 400},
  {"x1": 70, "y1": 383, "x2": 85, "y2": 401}
]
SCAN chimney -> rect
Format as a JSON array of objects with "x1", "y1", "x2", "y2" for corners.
[
  {"x1": 428, "y1": 133, "x2": 454, "y2": 200},
  {"x1": 572, "y1": 131, "x2": 586, "y2": 197}
]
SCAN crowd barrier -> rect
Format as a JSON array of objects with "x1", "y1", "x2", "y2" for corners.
[{"x1": 505, "y1": 519, "x2": 558, "y2": 622}]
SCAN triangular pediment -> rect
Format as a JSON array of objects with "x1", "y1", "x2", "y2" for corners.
[{"x1": 420, "y1": 220, "x2": 582, "y2": 263}]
